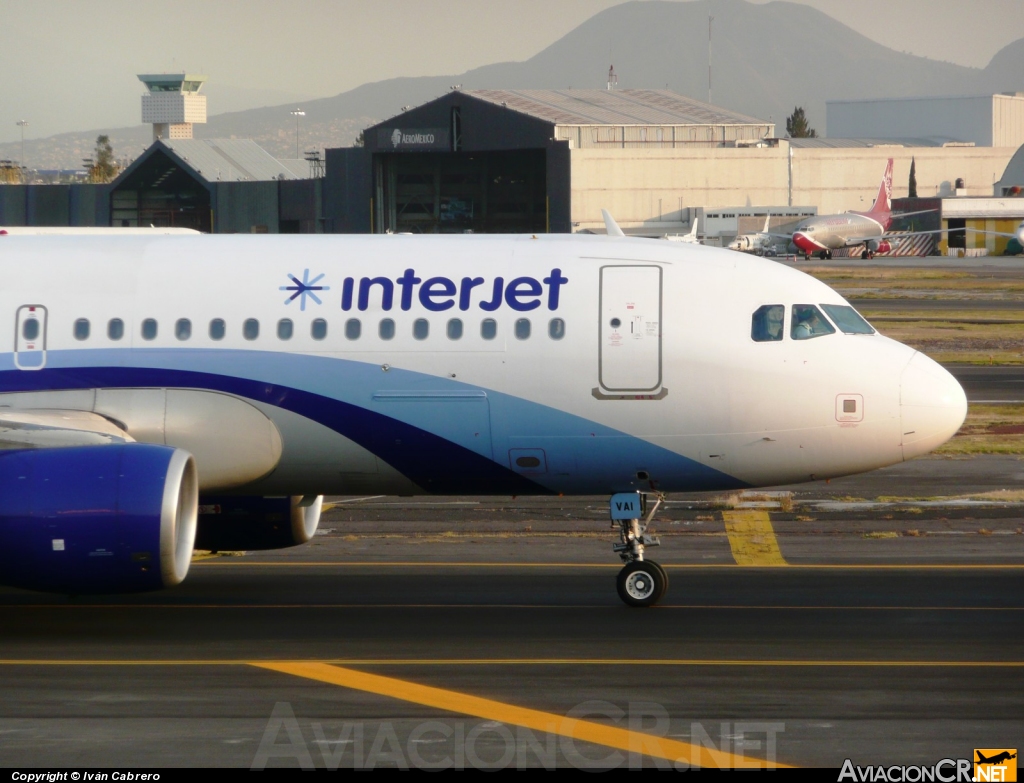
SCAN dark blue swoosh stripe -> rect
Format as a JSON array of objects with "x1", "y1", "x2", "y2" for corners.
[{"x1": 0, "y1": 366, "x2": 547, "y2": 495}]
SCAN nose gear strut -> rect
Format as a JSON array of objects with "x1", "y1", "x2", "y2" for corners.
[{"x1": 609, "y1": 491, "x2": 667, "y2": 607}]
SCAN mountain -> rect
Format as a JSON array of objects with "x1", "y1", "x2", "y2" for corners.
[{"x1": 5, "y1": 0, "x2": 1023, "y2": 169}]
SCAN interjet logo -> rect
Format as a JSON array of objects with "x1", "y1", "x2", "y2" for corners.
[{"x1": 280, "y1": 269, "x2": 330, "y2": 311}]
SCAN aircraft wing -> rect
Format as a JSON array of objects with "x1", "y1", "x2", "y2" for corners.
[
  {"x1": 891, "y1": 209, "x2": 939, "y2": 219},
  {"x1": 880, "y1": 228, "x2": 954, "y2": 239},
  {"x1": 964, "y1": 227, "x2": 1022, "y2": 239},
  {"x1": 0, "y1": 410, "x2": 134, "y2": 450}
]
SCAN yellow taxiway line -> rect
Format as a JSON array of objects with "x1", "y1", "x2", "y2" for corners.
[
  {"x1": 722, "y1": 510, "x2": 788, "y2": 565},
  {"x1": 251, "y1": 660, "x2": 785, "y2": 769}
]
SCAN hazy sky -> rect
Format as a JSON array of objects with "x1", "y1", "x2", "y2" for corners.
[{"x1": 2, "y1": 0, "x2": 1022, "y2": 144}]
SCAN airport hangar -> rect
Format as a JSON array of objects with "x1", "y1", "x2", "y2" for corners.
[{"x1": 323, "y1": 88, "x2": 1021, "y2": 246}]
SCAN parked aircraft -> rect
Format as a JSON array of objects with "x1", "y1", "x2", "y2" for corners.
[
  {"x1": 660, "y1": 217, "x2": 700, "y2": 244},
  {"x1": 786, "y1": 159, "x2": 939, "y2": 260},
  {"x1": 0, "y1": 225, "x2": 966, "y2": 606},
  {"x1": 728, "y1": 214, "x2": 775, "y2": 254}
]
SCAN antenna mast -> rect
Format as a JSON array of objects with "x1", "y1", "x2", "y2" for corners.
[{"x1": 708, "y1": 14, "x2": 714, "y2": 104}]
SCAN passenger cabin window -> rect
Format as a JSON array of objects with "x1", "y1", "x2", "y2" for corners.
[
  {"x1": 311, "y1": 319, "x2": 327, "y2": 340},
  {"x1": 141, "y1": 318, "x2": 158, "y2": 341},
  {"x1": 791, "y1": 305, "x2": 836, "y2": 340},
  {"x1": 548, "y1": 318, "x2": 566, "y2": 340},
  {"x1": 108, "y1": 318, "x2": 124, "y2": 341},
  {"x1": 820, "y1": 304, "x2": 876, "y2": 335},
  {"x1": 175, "y1": 318, "x2": 191, "y2": 341},
  {"x1": 446, "y1": 318, "x2": 463, "y2": 340},
  {"x1": 278, "y1": 319, "x2": 293, "y2": 340},
  {"x1": 751, "y1": 305, "x2": 784, "y2": 342},
  {"x1": 243, "y1": 318, "x2": 259, "y2": 341},
  {"x1": 209, "y1": 319, "x2": 226, "y2": 341},
  {"x1": 481, "y1": 318, "x2": 497, "y2": 340},
  {"x1": 73, "y1": 318, "x2": 90, "y2": 341},
  {"x1": 515, "y1": 318, "x2": 531, "y2": 340},
  {"x1": 345, "y1": 318, "x2": 361, "y2": 340},
  {"x1": 379, "y1": 318, "x2": 395, "y2": 340},
  {"x1": 413, "y1": 318, "x2": 429, "y2": 340}
]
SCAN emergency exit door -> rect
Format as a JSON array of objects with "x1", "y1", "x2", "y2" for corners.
[
  {"x1": 14, "y1": 305, "x2": 47, "y2": 370},
  {"x1": 599, "y1": 266, "x2": 662, "y2": 392}
]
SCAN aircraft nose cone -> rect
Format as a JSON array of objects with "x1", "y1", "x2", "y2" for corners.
[
  {"x1": 792, "y1": 232, "x2": 823, "y2": 253},
  {"x1": 900, "y1": 351, "x2": 967, "y2": 460}
]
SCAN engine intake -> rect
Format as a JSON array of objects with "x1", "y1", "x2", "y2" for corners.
[{"x1": 0, "y1": 444, "x2": 197, "y2": 594}]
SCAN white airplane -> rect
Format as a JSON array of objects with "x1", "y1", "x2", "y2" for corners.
[
  {"x1": 0, "y1": 223, "x2": 967, "y2": 606},
  {"x1": 728, "y1": 214, "x2": 775, "y2": 255},
  {"x1": 659, "y1": 217, "x2": 700, "y2": 244}
]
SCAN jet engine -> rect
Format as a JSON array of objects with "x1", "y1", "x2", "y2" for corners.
[
  {"x1": 195, "y1": 495, "x2": 324, "y2": 551},
  {"x1": 1016, "y1": 223, "x2": 1024, "y2": 246},
  {"x1": 0, "y1": 444, "x2": 197, "y2": 594},
  {"x1": 867, "y1": 239, "x2": 892, "y2": 255}
]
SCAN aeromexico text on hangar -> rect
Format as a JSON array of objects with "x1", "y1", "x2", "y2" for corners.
[{"x1": 378, "y1": 127, "x2": 451, "y2": 151}]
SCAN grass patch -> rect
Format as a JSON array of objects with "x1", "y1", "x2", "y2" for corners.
[
  {"x1": 936, "y1": 404, "x2": 1024, "y2": 454},
  {"x1": 801, "y1": 266, "x2": 1024, "y2": 302}
]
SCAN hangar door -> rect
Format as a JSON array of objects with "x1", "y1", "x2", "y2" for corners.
[
  {"x1": 599, "y1": 266, "x2": 662, "y2": 392},
  {"x1": 376, "y1": 150, "x2": 546, "y2": 234}
]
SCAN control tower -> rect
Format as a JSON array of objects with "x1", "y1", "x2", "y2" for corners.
[{"x1": 138, "y1": 73, "x2": 207, "y2": 141}]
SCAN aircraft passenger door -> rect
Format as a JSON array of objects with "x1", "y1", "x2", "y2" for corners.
[
  {"x1": 14, "y1": 305, "x2": 47, "y2": 371},
  {"x1": 598, "y1": 265, "x2": 662, "y2": 393}
]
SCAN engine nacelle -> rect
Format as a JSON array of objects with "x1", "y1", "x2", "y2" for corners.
[
  {"x1": 1016, "y1": 224, "x2": 1024, "y2": 246},
  {"x1": 195, "y1": 495, "x2": 323, "y2": 550},
  {"x1": 0, "y1": 444, "x2": 197, "y2": 594},
  {"x1": 867, "y1": 239, "x2": 892, "y2": 254}
]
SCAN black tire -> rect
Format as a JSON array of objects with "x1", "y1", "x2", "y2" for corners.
[
  {"x1": 818, "y1": 251, "x2": 829, "y2": 260},
  {"x1": 861, "y1": 250, "x2": 869, "y2": 260},
  {"x1": 647, "y1": 560, "x2": 669, "y2": 598},
  {"x1": 616, "y1": 561, "x2": 666, "y2": 608}
]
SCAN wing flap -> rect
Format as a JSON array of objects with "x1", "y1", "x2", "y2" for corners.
[{"x1": 0, "y1": 410, "x2": 134, "y2": 450}]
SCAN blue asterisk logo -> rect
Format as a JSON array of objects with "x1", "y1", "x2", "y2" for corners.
[{"x1": 279, "y1": 269, "x2": 330, "y2": 311}]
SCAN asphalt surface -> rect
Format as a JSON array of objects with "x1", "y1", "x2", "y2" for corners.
[
  {"x1": 1, "y1": 457, "x2": 1022, "y2": 770},
  {"x1": 947, "y1": 365, "x2": 1024, "y2": 403}
]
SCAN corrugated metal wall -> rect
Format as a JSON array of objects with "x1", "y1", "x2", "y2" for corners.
[
  {"x1": 213, "y1": 181, "x2": 279, "y2": 233},
  {"x1": 0, "y1": 184, "x2": 106, "y2": 226},
  {"x1": 278, "y1": 179, "x2": 322, "y2": 233},
  {"x1": 993, "y1": 95, "x2": 1024, "y2": 149},
  {"x1": 0, "y1": 187, "x2": 27, "y2": 225}
]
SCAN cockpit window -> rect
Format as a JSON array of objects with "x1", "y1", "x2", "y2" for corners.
[
  {"x1": 791, "y1": 304, "x2": 836, "y2": 340},
  {"x1": 751, "y1": 305, "x2": 784, "y2": 342},
  {"x1": 821, "y1": 304, "x2": 876, "y2": 335}
]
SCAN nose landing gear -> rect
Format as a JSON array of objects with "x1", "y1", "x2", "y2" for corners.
[{"x1": 609, "y1": 492, "x2": 667, "y2": 607}]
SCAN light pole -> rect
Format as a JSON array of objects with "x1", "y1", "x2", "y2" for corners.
[
  {"x1": 16, "y1": 120, "x2": 28, "y2": 167},
  {"x1": 290, "y1": 109, "x2": 305, "y2": 159}
]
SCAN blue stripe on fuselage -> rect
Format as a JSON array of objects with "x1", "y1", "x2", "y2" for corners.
[{"x1": 0, "y1": 349, "x2": 747, "y2": 494}]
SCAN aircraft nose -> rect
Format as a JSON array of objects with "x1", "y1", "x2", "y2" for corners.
[{"x1": 900, "y1": 351, "x2": 967, "y2": 460}]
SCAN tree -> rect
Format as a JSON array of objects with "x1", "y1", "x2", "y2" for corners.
[
  {"x1": 908, "y1": 156, "x2": 918, "y2": 198},
  {"x1": 785, "y1": 107, "x2": 817, "y2": 138},
  {"x1": 89, "y1": 135, "x2": 118, "y2": 183},
  {"x1": 353, "y1": 130, "x2": 365, "y2": 148}
]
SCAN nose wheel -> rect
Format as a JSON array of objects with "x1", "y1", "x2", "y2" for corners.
[
  {"x1": 616, "y1": 560, "x2": 668, "y2": 607},
  {"x1": 609, "y1": 491, "x2": 668, "y2": 607}
]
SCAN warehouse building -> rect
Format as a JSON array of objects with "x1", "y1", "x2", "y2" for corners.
[
  {"x1": 827, "y1": 93, "x2": 1024, "y2": 148},
  {"x1": 0, "y1": 139, "x2": 322, "y2": 234},
  {"x1": 324, "y1": 89, "x2": 774, "y2": 234},
  {"x1": 325, "y1": 89, "x2": 1020, "y2": 236}
]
